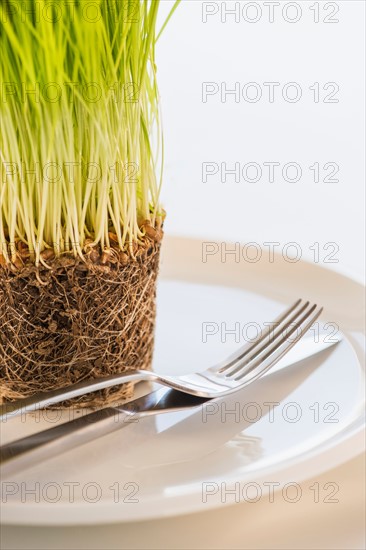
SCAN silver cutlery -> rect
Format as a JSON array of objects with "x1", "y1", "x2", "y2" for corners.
[
  {"x1": 1, "y1": 299, "x2": 321, "y2": 420},
  {"x1": 0, "y1": 299, "x2": 326, "y2": 477}
]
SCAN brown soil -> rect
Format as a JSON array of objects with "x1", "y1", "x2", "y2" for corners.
[{"x1": 0, "y1": 235, "x2": 162, "y2": 408}]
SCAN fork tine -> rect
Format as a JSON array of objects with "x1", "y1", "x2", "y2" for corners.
[
  {"x1": 219, "y1": 299, "x2": 309, "y2": 376},
  {"x1": 232, "y1": 304, "x2": 323, "y2": 382},
  {"x1": 216, "y1": 299, "x2": 303, "y2": 374},
  {"x1": 222, "y1": 299, "x2": 310, "y2": 377}
]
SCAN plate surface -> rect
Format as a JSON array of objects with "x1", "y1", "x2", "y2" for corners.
[{"x1": 0, "y1": 236, "x2": 365, "y2": 525}]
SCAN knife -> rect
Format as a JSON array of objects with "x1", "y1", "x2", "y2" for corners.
[{"x1": 0, "y1": 333, "x2": 341, "y2": 478}]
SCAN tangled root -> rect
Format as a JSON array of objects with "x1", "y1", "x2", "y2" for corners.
[{"x1": 0, "y1": 241, "x2": 161, "y2": 408}]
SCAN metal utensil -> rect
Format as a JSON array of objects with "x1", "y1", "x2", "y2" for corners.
[
  {"x1": 1, "y1": 299, "x2": 322, "y2": 420},
  {"x1": 0, "y1": 299, "x2": 324, "y2": 477}
]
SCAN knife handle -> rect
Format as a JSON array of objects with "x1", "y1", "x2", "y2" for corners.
[{"x1": 0, "y1": 406, "x2": 137, "y2": 479}]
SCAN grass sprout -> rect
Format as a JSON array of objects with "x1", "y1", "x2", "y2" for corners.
[{"x1": 0, "y1": 0, "x2": 179, "y2": 266}]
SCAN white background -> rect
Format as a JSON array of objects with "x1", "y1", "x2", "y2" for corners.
[
  {"x1": 157, "y1": 0, "x2": 365, "y2": 284},
  {"x1": 1, "y1": 2, "x2": 365, "y2": 550}
]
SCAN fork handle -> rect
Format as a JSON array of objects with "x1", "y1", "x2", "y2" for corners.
[
  {"x1": 0, "y1": 407, "x2": 138, "y2": 479},
  {"x1": 0, "y1": 370, "x2": 152, "y2": 420}
]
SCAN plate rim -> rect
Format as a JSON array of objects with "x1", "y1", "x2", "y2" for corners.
[{"x1": 1, "y1": 235, "x2": 365, "y2": 525}]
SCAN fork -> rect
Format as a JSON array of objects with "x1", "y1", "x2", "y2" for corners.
[
  {"x1": 0, "y1": 300, "x2": 323, "y2": 477},
  {"x1": 1, "y1": 299, "x2": 322, "y2": 420}
]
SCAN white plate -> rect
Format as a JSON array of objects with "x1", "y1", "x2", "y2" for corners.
[{"x1": 0, "y1": 236, "x2": 365, "y2": 525}]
